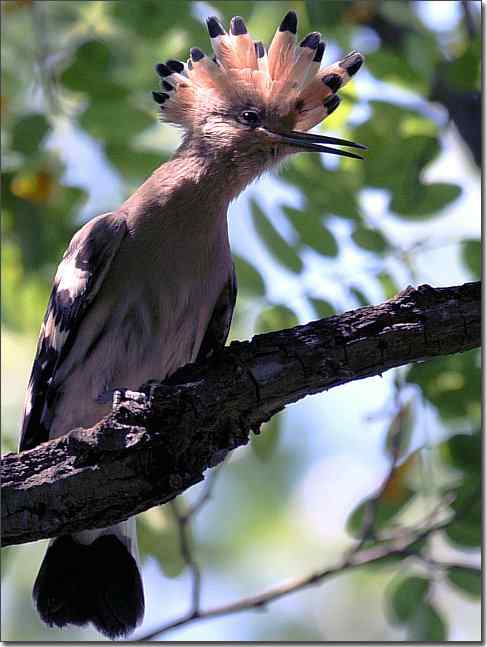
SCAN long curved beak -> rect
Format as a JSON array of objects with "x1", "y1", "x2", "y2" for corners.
[{"x1": 266, "y1": 129, "x2": 367, "y2": 160}]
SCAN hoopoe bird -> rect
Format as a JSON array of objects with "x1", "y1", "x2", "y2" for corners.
[{"x1": 21, "y1": 11, "x2": 365, "y2": 639}]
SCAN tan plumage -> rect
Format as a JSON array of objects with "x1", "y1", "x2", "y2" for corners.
[
  {"x1": 229, "y1": 16, "x2": 257, "y2": 70},
  {"x1": 23, "y1": 9, "x2": 365, "y2": 641},
  {"x1": 267, "y1": 15, "x2": 297, "y2": 81}
]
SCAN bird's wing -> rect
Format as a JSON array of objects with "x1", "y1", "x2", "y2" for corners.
[
  {"x1": 196, "y1": 264, "x2": 237, "y2": 362},
  {"x1": 20, "y1": 212, "x2": 128, "y2": 451}
]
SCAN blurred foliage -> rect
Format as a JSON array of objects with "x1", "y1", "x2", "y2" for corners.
[
  {"x1": 251, "y1": 415, "x2": 283, "y2": 461},
  {"x1": 1, "y1": 0, "x2": 480, "y2": 642},
  {"x1": 138, "y1": 507, "x2": 186, "y2": 578},
  {"x1": 387, "y1": 572, "x2": 448, "y2": 641},
  {"x1": 406, "y1": 349, "x2": 480, "y2": 422},
  {"x1": 251, "y1": 199, "x2": 304, "y2": 274}
]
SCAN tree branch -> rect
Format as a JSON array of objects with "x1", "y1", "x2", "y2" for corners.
[
  {"x1": 1, "y1": 282, "x2": 480, "y2": 547},
  {"x1": 135, "y1": 515, "x2": 459, "y2": 641}
]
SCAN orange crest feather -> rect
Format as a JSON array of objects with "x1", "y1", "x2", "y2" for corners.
[{"x1": 153, "y1": 12, "x2": 364, "y2": 133}]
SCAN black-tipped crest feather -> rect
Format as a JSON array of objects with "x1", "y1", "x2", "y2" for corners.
[
  {"x1": 230, "y1": 16, "x2": 247, "y2": 35},
  {"x1": 167, "y1": 59, "x2": 185, "y2": 73},
  {"x1": 207, "y1": 15, "x2": 225, "y2": 38},
  {"x1": 152, "y1": 91, "x2": 169, "y2": 104},
  {"x1": 254, "y1": 41, "x2": 265, "y2": 58},
  {"x1": 190, "y1": 47, "x2": 205, "y2": 62},
  {"x1": 300, "y1": 32, "x2": 321, "y2": 49},
  {"x1": 339, "y1": 50, "x2": 364, "y2": 76},
  {"x1": 151, "y1": 12, "x2": 365, "y2": 153},
  {"x1": 313, "y1": 41, "x2": 325, "y2": 63},
  {"x1": 279, "y1": 11, "x2": 297, "y2": 34},
  {"x1": 322, "y1": 73, "x2": 341, "y2": 92},
  {"x1": 324, "y1": 93, "x2": 340, "y2": 115},
  {"x1": 155, "y1": 62, "x2": 171, "y2": 77}
]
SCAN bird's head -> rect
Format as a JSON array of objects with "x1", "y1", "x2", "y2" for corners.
[{"x1": 153, "y1": 11, "x2": 366, "y2": 170}]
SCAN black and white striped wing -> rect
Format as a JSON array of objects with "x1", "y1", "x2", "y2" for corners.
[{"x1": 20, "y1": 212, "x2": 127, "y2": 451}]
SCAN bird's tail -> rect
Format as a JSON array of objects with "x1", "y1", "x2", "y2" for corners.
[{"x1": 33, "y1": 518, "x2": 144, "y2": 639}]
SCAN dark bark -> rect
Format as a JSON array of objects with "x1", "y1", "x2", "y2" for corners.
[
  {"x1": 430, "y1": 79, "x2": 481, "y2": 168},
  {"x1": 1, "y1": 282, "x2": 480, "y2": 547}
]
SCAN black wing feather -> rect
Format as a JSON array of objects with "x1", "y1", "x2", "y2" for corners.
[
  {"x1": 197, "y1": 264, "x2": 237, "y2": 362},
  {"x1": 20, "y1": 212, "x2": 127, "y2": 451}
]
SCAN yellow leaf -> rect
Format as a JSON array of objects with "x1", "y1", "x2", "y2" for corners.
[
  {"x1": 381, "y1": 452, "x2": 417, "y2": 502},
  {"x1": 10, "y1": 170, "x2": 55, "y2": 204}
]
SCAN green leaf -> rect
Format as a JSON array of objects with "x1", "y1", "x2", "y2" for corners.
[
  {"x1": 385, "y1": 402, "x2": 414, "y2": 459},
  {"x1": 446, "y1": 519, "x2": 481, "y2": 549},
  {"x1": 1, "y1": 236, "x2": 51, "y2": 332},
  {"x1": 347, "y1": 482, "x2": 414, "y2": 539},
  {"x1": 444, "y1": 38, "x2": 481, "y2": 92},
  {"x1": 352, "y1": 225, "x2": 388, "y2": 253},
  {"x1": 354, "y1": 103, "x2": 462, "y2": 219},
  {"x1": 233, "y1": 254, "x2": 266, "y2": 297},
  {"x1": 445, "y1": 475, "x2": 480, "y2": 549},
  {"x1": 390, "y1": 575, "x2": 430, "y2": 624},
  {"x1": 309, "y1": 297, "x2": 335, "y2": 319},
  {"x1": 447, "y1": 431, "x2": 481, "y2": 473},
  {"x1": 1, "y1": 547, "x2": 13, "y2": 580},
  {"x1": 251, "y1": 416, "x2": 281, "y2": 461},
  {"x1": 283, "y1": 207, "x2": 339, "y2": 257},
  {"x1": 251, "y1": 200, "x2": 303, "y2": 273},
  {"x1": 377, "y1": 271, "x2": 399, "y2": 299},
  {"x1": 404, "y1": 32, "x2": 438, "y2": 84},
  {"x1": 60, "y1": 40, "x2": 113, "y2": 94},
  {"x1": 111, "y1": 0, "x2": 195, "y2": 40},
  {"x1": 281, "y1": 156, "x2": 361, "y2": 221},
  {"x1": 447, "y1": 566, "x2": 481, "y2": 598},
  {"x1": 349, "y1": 286, "x2": 369, "y2": 307},
  {"x1": 79, "y1": 100, "x2": 153, "y2": 144},
  {"x1": 408, "y1": 603, "x2": 447, "y2": 641},
  {"x1": 11, "y1": 114, "x2": 49, "y2": 156},
  {"x1": 462, "y1": 240, "x2": 481, "y2": 278},
  {"x1": 379, "y1": 0, "x2": 416, "y2": 25},
  {"x1": 366, "y1": 50, "x2": 424, "y2": 91},
  {"x1": 138, "y1": 507, "x2": 186, "y2": 578},
  {"x1": 390, "y1": 182, "x2": 462, "y2": 218},
  {"x1": 255, "y1": 304, "x2": 298, "y2": 334},
  {"x1": 305, "y1": 0, "x2": 348, "y2": 27},
  {"x1": 3, "y1": 168, "x2": 85, "y2": 273},
  {"x1": 406, "y1": 349, "x2": 481, "y2": 422},
  {"x1": 105, "y1": 143, "x2": 167, "y2": 181}
]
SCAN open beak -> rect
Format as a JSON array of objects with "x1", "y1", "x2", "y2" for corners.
[{"x1": 266, "y1": 129, "x2": 367, "y2": 160}]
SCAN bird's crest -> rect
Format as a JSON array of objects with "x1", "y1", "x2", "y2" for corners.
[{"x1": 153, "y1": 11, "x2": 364, "y2": 134}]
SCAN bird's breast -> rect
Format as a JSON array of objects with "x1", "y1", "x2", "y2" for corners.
[{"x1": 49, "y1": 236, "x2": 231, "y2": 438}]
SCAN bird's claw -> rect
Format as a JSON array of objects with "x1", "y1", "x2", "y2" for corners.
[
  {"x1": 97, "y1": 381, "x2": 161, "y2": 410},
  {"x1": 140, "y1": 379, "x2": 161, "y2": 401},
  {"x1": 110, "y1": 389, "x2": 149, "y2": 411}
]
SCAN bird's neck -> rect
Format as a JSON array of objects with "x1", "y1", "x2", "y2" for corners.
[
  {"x1": 125, "y1": 136, "x2": 260, "y2": 226},
  {"x1": 165, "y1": 136, "x2": 260, "y2": 203}
]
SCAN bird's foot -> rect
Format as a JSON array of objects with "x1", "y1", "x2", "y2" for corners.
[
  {"x1": 139, "y1": 379, "x2": 161, "y2": 401},
  {"x1": 111, "y1": 389, "x2": 149, "y2": 410},
  {"x1": 96, "y1": 388, "x2": 149, "y2": 410},
  {"x1": 97, "y1": 381, "x2": 161, "y2": 410}
]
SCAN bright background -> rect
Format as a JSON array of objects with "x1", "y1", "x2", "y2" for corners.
[{"x1": 1, "y1": 0, "x2": 481, "y2": 642}]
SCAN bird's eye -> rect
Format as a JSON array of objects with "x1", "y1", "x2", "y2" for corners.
[{"x1": 239, "y1": 110, "x2": 261, "y2": 127}]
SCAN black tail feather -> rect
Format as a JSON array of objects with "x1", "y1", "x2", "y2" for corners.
[
  {"x1": 33, "y1": 536, "x2": 92, "y2": 628},
  {"x1": 33, "y1": 534, "x2": 144, "y2": 639},
  {"x1": 90, "y1": 535, "x2": 145, "y2": 638}
]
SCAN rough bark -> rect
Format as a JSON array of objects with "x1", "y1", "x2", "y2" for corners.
[{"x1": 1, "y1": 282, "x2": 480, "y2": 547}]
